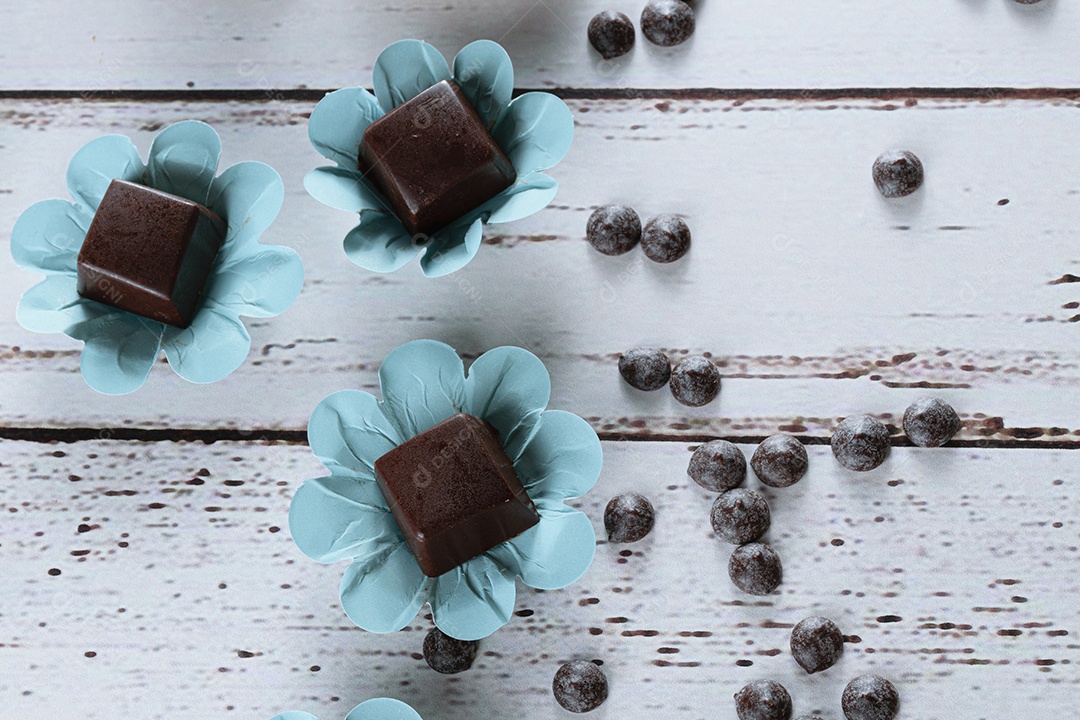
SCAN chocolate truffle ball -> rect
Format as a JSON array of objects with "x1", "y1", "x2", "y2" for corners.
[
  {"x1": 711, "y1": 489, "x2": 771, "y2": 545},
  {"x1": 872, "y1": 150, "x2": 923, "y2": 198},
  {"x1": 751, "y1": 434, "x2": 808, "y2": 488},
  {"x1": 841, "y1": 675, "x2": 899, "y2": 720},
  {"x1": 605, "y1": 492, "x2": 655, "y2": 543},
  {"x1": 423, "y1": 628, "x2": 478, "y2": 674},
  {"x1": 790, "y1": 616, "x2": 844, "y2": 674},
  {"x1": 831, "y1": 415, "x2": 891, "y2": 472},
  {"x1": 902, "y1": 397, "x2": 960, "y2": 448},
  {"x1": 641, "y1": 0, "x2": 696, "y2": 47},
  {"x1": 688, "y1": 439, "x2": 747, "y2": 492},
  {"x1": 588, "y1": 11, "x2": 636, "y2": 60},
  {"x1": 734, "y1": 679, "x2": 793, "y2": 720},
  {"x1": 670, "y1": 356, "x2": 720, "y2": 407},
  {"x1": 728, "y1": 542, "x2": 782, "y2": 596},
  {"x1": 553, "y1": 660, "x2": 608, "y2": 713},
  {"x1": 619, "y1": 347, "x2": 671, "y2": 391},
  {"x1": 587, "y1": 204, "x2": 641, "y2": 256},
  {"x1": 641, "y1": 214, "x2": 691, "y2": 263}
]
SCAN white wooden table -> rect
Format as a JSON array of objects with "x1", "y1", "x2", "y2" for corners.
[{"x1": 1, "y1": 2, "x2": 1078, "y2": 719}]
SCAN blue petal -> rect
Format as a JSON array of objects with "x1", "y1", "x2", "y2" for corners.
[
  {"x1": 204, "y1": 243, "x2": 304, "y2": 319},
  {"x1": 146, "y1": 120, "x2": 221, "y2": 205},
  {"x1": 431, "y1": 555, "x2": 516, "y2": 641},
  {"x1": 514, "y1": 410, "x2": 603, "y2": 502},
  {"x1": 207, "y1": 161, "x2": 285, "y2": 254},
  {"x1": 377, "y1": 339, "x2": 466, "y2": 438},
  {"x1": 342, "y1": 210, "x2": 422, "y2": 273},
  {"x1": 17, "y1": 276, "x2": 112, "y2": 334},
  {"x1": 308, "y1": 87, "x2": 383, "y2": 169},
  {"x1": 68, "y1": 312, "x2": 164, "y2": 395},
  {"x1": 373, "y1": 40, "x2": 451, "y2": 113},
  {"x1": 304, "y1": 166, "x2": 389, "y2": 213},
  {"x1": 464, "y1": 346, "x2": 550, "y2": 461},
  {"x1": 10, "y1": 199, "x2": 90, "y2": 275},
  {"x1": 452, "y1": 39, "x2": 514, "y2": 130},
  {"x1": 487, "y1": 503, "x2": 597, "y2": 590},
  {"x1": 160, "y1": 307, "x2": 250, "y2": 384},
  {"x1": 484, "y1": 172, "x2": 558, "y2": 225},
  {"x1": 270, "y1": 713, "x2": 319, "y2": 720},
  {"x1": 419, "y1": 216, "x2": 483, "y2": 278},
  {"x1": 65, "y1": 134, "x2": 145, "y2": 212},
  {"x1": 492, "y1": 92, "x2": 574, "y2": 175},
  {"x1": 308, "y1": 390, "x2": 403, "y2": 479},
  {"x1": 288, "y1": 475, "x2": 400, "y2": 564},
  {"x1": 346, "y1": 699, "x2": 423, "y2": 720},
  {"x1": 339, "y1": 543, "x2": 430, "y2": 633}
]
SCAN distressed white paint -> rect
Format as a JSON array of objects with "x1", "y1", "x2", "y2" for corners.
[
  {"x1": 2, "y1": 98, "x2": 1079, "y2": 438},
  {"x1": 0, "y1": 0, "x2": 1077, "y2": 90},
  {"x1": 0, "y1": 440, "x2": 1075, "y2": 719}
]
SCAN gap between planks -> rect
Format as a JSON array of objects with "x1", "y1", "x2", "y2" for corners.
[
  {"x1": 1, "y1": 87, "x2": 1080, "y2": 103},
  {"x1": 2, "y1": 426, "x2": 1080, "y2": 449}
]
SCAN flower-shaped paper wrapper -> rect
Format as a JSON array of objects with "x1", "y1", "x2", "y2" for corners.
[
  {"x1": 273, "y1": 698, "x2": 420, "y2": 720},
  {"x1": 10, "y1": 120, "x2": 304, "y2": 394},
  {"x1": 305, "y1": 39, "x2": 574, "y2": 278},
  {"x1": 289, "y1": 340, "x2": 602, "y2": 641}
]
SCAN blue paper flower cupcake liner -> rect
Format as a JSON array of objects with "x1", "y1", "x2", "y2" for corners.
[
  {"x1": 10, "y1": 120, "x2": 304, "y2": 394},
  {"x1": 272, "y1": 698, "x2": 421, "y2": 720},
  {"x1": 305, "y1": 39, "x2": 574, "y2": 277},
  {"x1": 290, "y1": 339, "x2": 602, "y2": 640}
]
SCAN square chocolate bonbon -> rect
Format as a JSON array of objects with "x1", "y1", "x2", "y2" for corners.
[
  {"x1": 374, "y1": 413, "x2": 540, "y2": 577},
  {"x1": 76, "y1": 179, "x2": 226, "y2": 328},
  {"x1": 359, "y1": 80, "x2": 515, "y2": 237}
]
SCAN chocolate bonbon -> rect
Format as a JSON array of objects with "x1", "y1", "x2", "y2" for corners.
[
  {"x1": 790, "y1": 616, "x2": 844, "y2": 674},
  {"x1": 374, "y1": 413, "x2": 539, "y2": 577},
  {"x1": 359, "y1": 79, "x2": 515, "y2": 237},
  {"x1": 76, "y1": 179, "x2": 225, "y2": 328}
]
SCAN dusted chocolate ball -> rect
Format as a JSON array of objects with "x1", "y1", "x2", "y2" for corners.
[
  {"x1": 688, "y1": 439, "x2": 746, "y2": 492},
  {"x1": 641, "y1": 214, "x2": 691, "y2": 263},
  {"x1": 795, "y1": 716, "x2": 826, "y2": 720},
  {"x1": 711, "y1": 488, "x2": 771, "y2": 545},
  {"x1": 670, "y1": 356, "x2": 720, "y2": 407},
  {"x1": 619, "y1": 347, "x2": 671, "y2": 391},
  {"x1": 751, "y1": 434, "x2": 808, "y2": 488},
  {"x1": 734, "y1": 679, "x2": 792, "y2": 720},
  {"x1": 872, "y1": 150, "x2": 923, "y2": 198},
  {"x1": 605, "y1": 492, "x2": 655, "y2": 543},
  {"x1": 423, "y1": 628, "x2": 478, "y2": 674},
  {"x1": 831, "y1": 415, "x2": 891, "y2": 472},
  {"x1": 790, "y1": 616, "x2": 844, "y2": 674},
  {"x1": 903, "y1": 397, "x2": 960, "y2": 448},
  {"x1": 641, "y1": 0, "x2": 696, "y2": 47},
  {"x1": 587, "y1": 204, "x2": 641, "y2": 256},
  {"x1": 588, "y1": 11, "x2": 636, "y2": 60},
  {"x1": 728, "y1": 542, "x2": 782, "y2": 596},
  {"x1": 553, "y1": 660, "x2": 608, "y2": 713},
  {"x1": 842, "y1": 675, "x2": 899, "y2": 720}
]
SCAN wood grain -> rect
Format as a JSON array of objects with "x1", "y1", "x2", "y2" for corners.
[
  {"x1": 3, "y1": 98, "x2": 1080, "y2": 441},
  {"x1": 1, "y1": 1, "x2": 1078, "y2": 91},
  {"x1": 0, "y1": 439, "x2": 1076, "y2": 719}
]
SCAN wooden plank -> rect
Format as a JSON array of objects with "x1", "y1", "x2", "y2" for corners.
[
  {"x1": 0, "y1": 439, "x2": 1076, "y2": 719},
  {"x1": 3, "y1": 97, "x2": 1080, "y2": 440},
  {"x1": 0, "y1": 1, "x2": 1078, "y2": 91}
]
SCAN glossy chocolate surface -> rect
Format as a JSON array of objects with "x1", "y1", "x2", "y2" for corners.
[
  {"x1": 76, "y1": 179, "x2": 225, "y2": 328},
  {"x1": 359, "y1": 80, "x2": 515, "y2": 237},
  {"x1": 374, "y1": 413, "x2": 539, "y2": 578}
]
